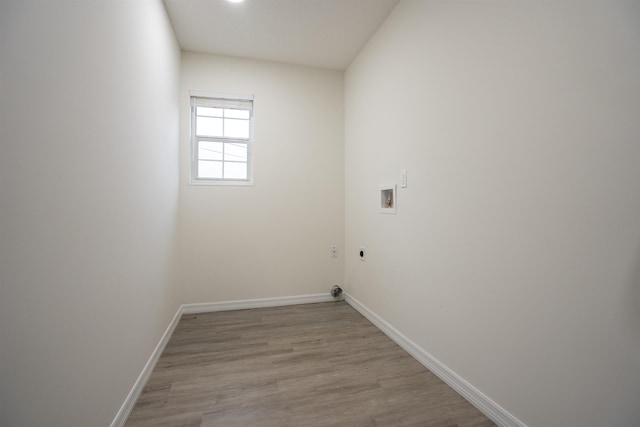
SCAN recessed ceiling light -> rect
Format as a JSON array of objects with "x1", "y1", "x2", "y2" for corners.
[{"x1": 227, "y1": 0, "x2": 245, "y2": 3}]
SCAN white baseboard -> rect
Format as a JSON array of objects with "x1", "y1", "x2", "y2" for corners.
[
  {"x1": 181, "y1": 293, "x2": 335, "y2": 314},
  {"x1": 344, "y1": 292, "x2": 526, "y2": 427},
  {"x1": 110, "y1": 307, "x2": 182, "y2": 427},
  {"x1": 111, "y1": 292, "x2": 336, "y2": 426}
]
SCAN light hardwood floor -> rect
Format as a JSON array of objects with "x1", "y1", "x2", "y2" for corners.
[{"x1": 125, "y1": 301, "x2": 495, "y2": 427}]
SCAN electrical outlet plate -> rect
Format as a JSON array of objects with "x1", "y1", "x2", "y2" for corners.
[{"x1": 330, "y1": 245, "x2": 337, "y2": 258}]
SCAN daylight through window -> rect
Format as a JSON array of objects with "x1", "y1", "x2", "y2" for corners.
[{"x1": 190, "y1": 95, "x2": 254, "y2": 185}]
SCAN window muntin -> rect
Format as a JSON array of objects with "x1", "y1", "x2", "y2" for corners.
[{"x1": 190, "y1": 95, "x2": 253, "y2": 185}]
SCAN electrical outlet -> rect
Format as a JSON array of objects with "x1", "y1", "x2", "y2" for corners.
[
  {"x1": 359, "y1": 247, "x2": 366, "y2": 261},
  {"x1": 330, "y1": 245, "x2": 337, "y2": 258}
]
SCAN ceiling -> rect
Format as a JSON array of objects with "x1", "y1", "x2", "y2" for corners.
[{"x1": 163, "y1": 0, "x2": 400, "y2": 70}]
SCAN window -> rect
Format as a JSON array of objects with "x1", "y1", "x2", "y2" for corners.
[{"x1": 190, "y1": 93, "x2": 254, "y2": 185}]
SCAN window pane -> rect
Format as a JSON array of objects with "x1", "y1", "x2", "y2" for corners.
[
  {"x1": 199, "y1": 141, "x2": 223, "y2": 160},
  {"x1": 191, "y1": 96, "x2": 253, "y2": 185},
  {"x1": 224, "y1": 118, "x2": 250, "y2": 139},
  {"x1": 197, "y1": 116, "x2": 223, "y2": 137},
  {"x1": 224, "y1": 108, "x2": 250, "y2": 119},
  {"x1": 224, "y1": 143, "x2": 247, "y2": 162},
  {"x1": 198, "y1": 160, "x2": 222, "y2": 179},
  {"x1": 197, "y1": 106, "x2": 223, "y2": 117},
  {"x1": 224, "y1": 161, "x2": 247, "y2": 180}
]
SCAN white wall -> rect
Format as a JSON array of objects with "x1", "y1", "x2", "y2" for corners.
[
  {"x1": 0, "y1": 1, "x2": 180, "y2": 426},
  {"x1": 177, "y1": 52, "x2": 344, "y2": 303},
  {"x1": 345, "y1": 1, "x2": 640, "y2": 426}
]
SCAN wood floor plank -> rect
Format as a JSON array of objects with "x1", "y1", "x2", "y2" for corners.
[{"x1": 125, "y1": 302, "x2": 494, "y2": 427}]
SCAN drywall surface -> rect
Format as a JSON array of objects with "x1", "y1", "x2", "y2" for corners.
[
  {"x1": 345, "y1": 1, "x2": 640, "y2": 426},
  {"x1": 178, "y1": 53, "x2": 344, "y2": 303},
  {"x1": 0, "y1": 1, "x2": 180, "y2": 426}
]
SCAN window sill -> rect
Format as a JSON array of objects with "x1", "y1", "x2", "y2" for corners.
[{"x1": 189, "y1": 178, "x2": 254, "y2": 186}]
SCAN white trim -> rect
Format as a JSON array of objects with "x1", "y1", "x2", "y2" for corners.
[
  {"x1": 111, "y1": 293, "x2": 336, "y2": 426},
  {"x1": 182, "y1": 293, "x2": 335, "y2": 314},
  {"x1": 189, "y1": 89, "x2": 254, "y2": 102},
  {"x1": 109, "y1": 308, "x2": 182, "y2": 427},
  {"x1": 189, "y1": 91, "x2": 255, "y2": 186},
  {"x1": 344, "y1": 292, "x2": 526, "y2": 427}
]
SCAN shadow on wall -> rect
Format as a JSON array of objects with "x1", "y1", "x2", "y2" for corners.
[
  {"x1": 627, "y1": 240, "x2": 640, "y2": 329},
  {"x1": 623, "y1": 238, "x2": 640, "y2": 427}
]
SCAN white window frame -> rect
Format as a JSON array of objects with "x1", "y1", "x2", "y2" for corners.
[{"x1": 190, "y1": 91, "x2": 254, "y2": 186}]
